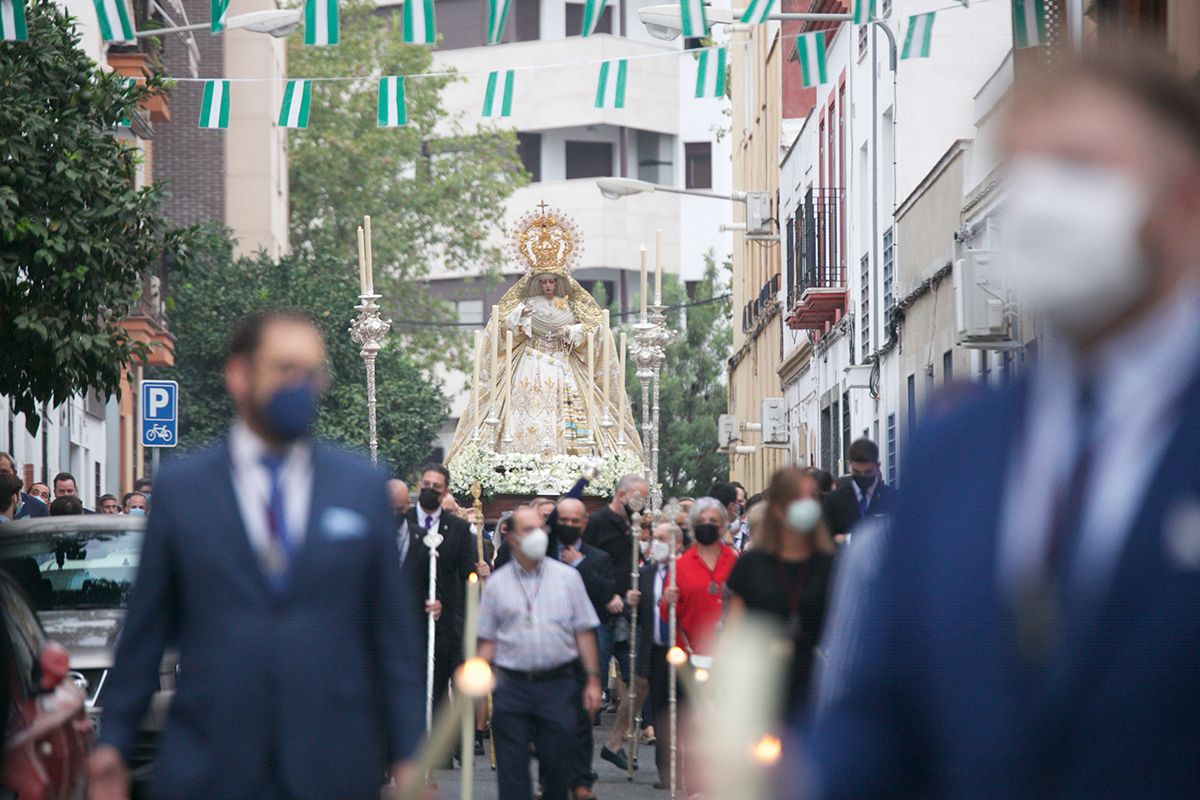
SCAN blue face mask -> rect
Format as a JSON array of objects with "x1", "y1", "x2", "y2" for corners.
[
  {"x1": 127, "y1": 507, "x2": 147, "y2": 517},
  {"x1": 263, "y1": 381, "x2": 318, "y2": 442}
]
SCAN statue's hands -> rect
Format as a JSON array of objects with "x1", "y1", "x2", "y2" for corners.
[{"x1": 521, "y1": 306, "x2": 533, "y2": 318}]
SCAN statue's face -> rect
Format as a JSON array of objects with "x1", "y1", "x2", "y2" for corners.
[{"x1": 539, "y1": 277, "x2": 557, "y2": 298}]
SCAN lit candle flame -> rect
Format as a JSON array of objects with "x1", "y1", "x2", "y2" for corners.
[{"x1": 751, "y1": 734, "x2": 782, "y2": 765}]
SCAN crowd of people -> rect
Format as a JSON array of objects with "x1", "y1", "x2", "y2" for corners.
[
  {"x1": 0, "y1": 454, "x2": 152, "y2": 522},
  {"x1": 425, "y1": 443, "x2": 895, "y2": 800}
]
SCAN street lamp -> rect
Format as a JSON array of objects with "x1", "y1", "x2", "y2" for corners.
[
  {"x1": 596, "y1": 178, "x2": 774, "y2": 235},
  {"x1": 133, "y1": 9, "x2": 301, "y2": 38},
  {"x1": 596, "y1": 177, "x2": 748, "y2": 202},
  {"x1": 637, "y1": 3, "x2": 852, "y2": 41}
]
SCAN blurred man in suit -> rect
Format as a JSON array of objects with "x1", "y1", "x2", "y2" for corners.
[
  {"x1": 89, "y1": 311, "x2": 423, "y2": 800},
  {"x1": 823, "y1": 439, "x2": 895, "y2": 541},
  {"x1": 808, "y1": 51, "x2": 1200, "y2": 798}
]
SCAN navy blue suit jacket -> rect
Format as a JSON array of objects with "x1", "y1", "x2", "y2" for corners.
[
  {"x1": 99, "y1": 438, "x2": 424, "y2": 800},
  {"x1": 808, "y1": 381, "x2": 1200, "y2": 798}
]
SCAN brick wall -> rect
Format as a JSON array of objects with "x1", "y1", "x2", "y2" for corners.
[{"x1": 155, "y1": 0, "x2": 226, "y2": 226}]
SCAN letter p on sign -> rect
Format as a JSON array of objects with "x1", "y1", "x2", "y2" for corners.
[{"x1": 148, "y1": 387, "x2": 171, "y2": 418}]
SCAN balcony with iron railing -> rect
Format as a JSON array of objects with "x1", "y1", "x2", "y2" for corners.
[{"x1": 785, "y1": 188, "x2": 848, "y2": 332}]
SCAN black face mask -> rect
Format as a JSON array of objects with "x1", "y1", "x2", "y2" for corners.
[
  {"x1": 554, "y1": 523, "x2": 583, "y2": 547},
  {"x1": 418, "y1": 487, "x2": 441, "y2": 511},
  {"x1": 852, "y1": 473, "x2": 877, "y2": 492},
  {"x1": 693, "y1": 523, "x2": 720, "y2": 546}
]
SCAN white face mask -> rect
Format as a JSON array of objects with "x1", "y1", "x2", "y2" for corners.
[
  {"x1": 786, "y1": 498, "x2": 823, "y2": 533},
  {"x1": 519, "y1": 528, "x2": 549, "y2": 561},
  {"x1": 650, "y1": 540, "x2": 671, "y2": 564},
  {"x1": 639, "y1": 539, "x2": 652, "y2": 556},
  {"x1": 1003, "y1": 157, "x2": 1151, "y2": 336}
]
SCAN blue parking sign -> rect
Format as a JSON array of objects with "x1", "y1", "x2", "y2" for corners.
[{"x1": 140, "y1": 380, "x2": 178, "y2": 448}]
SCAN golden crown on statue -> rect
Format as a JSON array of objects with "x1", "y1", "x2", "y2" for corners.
[{"x1": 510, "y1": 201, "x2": 583, "y2": 277}]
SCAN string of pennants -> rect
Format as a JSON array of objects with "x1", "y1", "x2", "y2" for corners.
[{"x1": 1, "y1": 0, "x2": 1038, "y2": 130}]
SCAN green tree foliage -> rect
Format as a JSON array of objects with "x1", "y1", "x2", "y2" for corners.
[
  {"x1": 287, "y1": 0, "x2": 526, "y2": 355},
  {"x1": 148, "y1": 227, "x2": 446, "y2": 474},
  {"x1": 0, "y1": 0, "x2": 192, "y2": 432},
  {"x1": 625, "y1": 253, "x2": 732, "y2": 498}
]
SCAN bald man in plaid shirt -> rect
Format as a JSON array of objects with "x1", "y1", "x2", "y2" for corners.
[{"x1": 478, "y1": 506, "x2": 603, "y2": 800}]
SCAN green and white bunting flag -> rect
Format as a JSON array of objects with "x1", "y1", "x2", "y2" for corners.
[
  {"x1": 594, "y1": 59, "x2": 627, "y2": 109},
  {"x1": 695, "y1": 47, "x2": 726, "y2": 98},
  {"x1": 1, "y1": 0, "x2": 28, "y2": 42},
  {"x1": 486, "y1": 0, "x2": 510, "y2": 44},
  {"x1": 739, "y1": 0, "x2": 775, "y2": 25},
  {"x1": 402, "y1": 0, "x2": 435, "y2": 44},
  {"x1": 853, "y1": 0, "x2": 875, "y2": 25},
  {"x1": 796, "y1": 31, "x2": 827, "y2": 88},
  {"x1": 1012, "y1": 0, "x2": 1046, "y2": 49},
  {"x1": 304, "y1": 0, "x2": 339, "y2": 45},
  {"x1": 378, "y1": 76, "x2": 407, "y2": 127},
  {"x1": 211, "y1": 0, "x2": 228, "y2": 33},
  {"x1": 580, "y1": 0, "x2": 607, "y2": 36},
  {"x1": 482, "y1": 69, "x2": 514, "y2": 118},
  {"x1": 278, "y1": 79, "x2": 312, "y2": 129},
  {"x1": 679, "y1": 0, "x2": 707, "y2": 37},
  {"x1": 93, "y1": 0, "x2": 134, "y2": 42},
  {"x1": 199, "y1": 79, "x2": 229, "y2": 129},
  {"x1": 901, "y1": 12, "x2": 935, "y2": 59}
]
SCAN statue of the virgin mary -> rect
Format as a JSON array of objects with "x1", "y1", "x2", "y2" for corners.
[{"x1": 446, "y1": 205, "x2": 641, "y2": 466}]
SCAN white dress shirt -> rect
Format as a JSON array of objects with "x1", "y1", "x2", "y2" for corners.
[
  {"x1": 999, "y1": 284, "x2": 1200, "y2": 597},
  {"x1": 653, "y1": 564, "x2": 668, "y2": 647},
  {"x1": 229, "y1": 421, "x2": 313, "y2": 561},
  {"x1": 417, "y1": 505, "x2": 442, "y2": 534}
]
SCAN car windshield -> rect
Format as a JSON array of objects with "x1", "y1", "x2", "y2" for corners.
[{"x1": 0, "y1": 530, "x2": 143, "y2": 611}]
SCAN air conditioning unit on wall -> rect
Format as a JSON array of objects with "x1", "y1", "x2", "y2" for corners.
[{"x1": 954, "y1": 250, "x2": 1017, "y2": 348}]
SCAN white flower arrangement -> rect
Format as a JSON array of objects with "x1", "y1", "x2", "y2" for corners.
[{"x1": 448, "y1": 442, "x2": 645, "y2": 498}]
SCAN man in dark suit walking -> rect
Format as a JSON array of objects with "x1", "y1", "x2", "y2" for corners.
[
  {"x1": 88, "y1": 311, "x2": 423, "y2": 800},
  {"x1": 554, "y1": 497, "x2": 615, "y2": 800},
  {"x1": 405, "y1": 462, "x2": 477, "y2": 762},
  {"x1": 823, "y1": 438, "x2": 895, "y2": 540},
  {"x1": 809, "y1": 52, "x2": 1200, "y2": 798}
]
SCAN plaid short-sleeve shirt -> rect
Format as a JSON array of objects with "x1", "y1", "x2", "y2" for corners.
[{"x1": 477, "y1": 556, "x2": 600, "y2": 671}]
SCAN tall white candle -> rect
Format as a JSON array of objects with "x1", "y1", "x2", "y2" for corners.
[
  {"x1": 363, "y1": 215, "x2": 374, "y2": 295},
  {"x1": 602, "y1": 310, "x2": 611, "y2": 410},
  {"x1": 655, "y1": 229, "x2": 663, "y2": 306},
  {"x1": 491, "y1": 319, "x2": 500, "y2": 414},
  {"x1": 504, "y1": 329, "x2": 514, "y2": 430},
  {"x1": 356, "y1": 226, "x2": 367, "y2": 296},
  {"x1": 586, "y1": 328, "x2": 595, "y2": 432},
  {"x1": 619, "y1": 331, "x2": 627, "y2": 395},
  {"x1": 472, "y1": 330, "x2": 482, "y2": 427},
  {"x1": 639, "y1": 246, "x2": 648, "y2": 322}
]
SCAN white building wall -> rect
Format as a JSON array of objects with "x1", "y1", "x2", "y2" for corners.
[{"x1": 778, "y1": 0, "x2": 1011, "y2": 477}]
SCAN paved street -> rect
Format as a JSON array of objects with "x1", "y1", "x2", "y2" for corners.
[{"x1": 431, "y1": 710, "x2": 665, "y2": 800}]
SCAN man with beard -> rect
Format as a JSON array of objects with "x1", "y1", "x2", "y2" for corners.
[{"x1": 405, "y1": 463, "x2": 477, "y2": 766}]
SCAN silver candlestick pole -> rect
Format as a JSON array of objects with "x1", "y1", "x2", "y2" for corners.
[
  {"x1": 647, "y1": 304, "x2": 675, "y2": 514},
  {"x1": 349, "y1": 294, "x2": 391, "y2": 464}
]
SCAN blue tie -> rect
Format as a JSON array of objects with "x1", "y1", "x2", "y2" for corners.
[
  {"x1": 858, "y1": 490, "x2": 869, "y2": 518},
  {"x1": 260, "y1": 453, "x2": 294, "y2": 591},
  {"x1": 657, "y1": 568, "x2": 670, "y2": 646}
]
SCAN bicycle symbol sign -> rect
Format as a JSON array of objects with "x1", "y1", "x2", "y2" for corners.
[{"x1": 140, "y1": 380, "x2": 178, "y2": 448}]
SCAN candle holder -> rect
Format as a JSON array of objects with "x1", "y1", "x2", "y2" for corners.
[{"x1": 349, "y1": 294, "x2": 391, "y2": 465}]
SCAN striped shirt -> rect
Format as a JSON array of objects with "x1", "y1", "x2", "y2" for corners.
[{"x1": 478, "y1": 556, "x2": 600, "y2": 671}]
